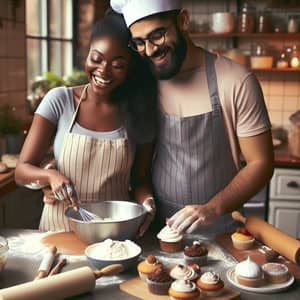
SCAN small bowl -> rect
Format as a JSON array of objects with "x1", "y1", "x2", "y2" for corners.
[
  {"x1": 65, "y1": 201, "x2": 147, "y2": 243},
  {"x1": 85, "y1": 239, "x2": 141, "y2": 271},
  {"x1": 0, "y1": 236, "x2": 9, "y2": 272}
]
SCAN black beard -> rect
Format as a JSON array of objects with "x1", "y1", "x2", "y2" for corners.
[{"x1": 143, "y1": 29, "x2": 187, "y2": 80}]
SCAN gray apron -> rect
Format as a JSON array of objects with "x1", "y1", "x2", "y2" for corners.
[{"x1": 152, "y1": 51, "x2": 239, "y2": 234}]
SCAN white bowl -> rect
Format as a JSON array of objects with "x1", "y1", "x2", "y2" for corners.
[{"x1": 85, "y1": 239, "x2": 141, "y2": 271}]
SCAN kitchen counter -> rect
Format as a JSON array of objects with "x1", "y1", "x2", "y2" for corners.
[{"x1": 0, "y1": 229, "x2": 299, "y2": 299}]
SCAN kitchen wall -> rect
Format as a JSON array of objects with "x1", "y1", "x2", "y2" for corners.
[
  {"x1": 184, "y1": 0, "x2": 300, "y2": 131},
  {"x1": 0, "y1": 0, "x2": 27, "y2": 123}
]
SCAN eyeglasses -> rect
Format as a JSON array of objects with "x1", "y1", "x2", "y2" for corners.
[{"x1": 128, "y1": 25, "x2": 172, "y2": 52}]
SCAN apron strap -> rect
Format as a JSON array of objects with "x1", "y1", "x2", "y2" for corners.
[
  {"x1": 67, "y1": 84, "x2": 89, "y2": 133},
  {"x1": 204, "y1": 51, "x2": 221, "y2": 110}
]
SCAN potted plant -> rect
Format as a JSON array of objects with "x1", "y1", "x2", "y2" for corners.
[{"x1": 0, "y1": 104, "x2": 24, "y2": 154}]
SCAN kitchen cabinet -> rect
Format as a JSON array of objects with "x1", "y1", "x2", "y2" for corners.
[
  {"x1": 0, "y1": 186, "x2": 43, "y2": 229},
  {"x1": 268, "y1": 168, "x2": 300, "y2": 239}
]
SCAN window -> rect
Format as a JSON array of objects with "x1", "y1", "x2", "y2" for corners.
[{"x1": 26, "y1": 0, "x2": 74, "y2": 91}]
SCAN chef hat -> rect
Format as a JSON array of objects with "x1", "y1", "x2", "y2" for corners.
[{"x1": 110, "y1": 0, "x2": 182, "y2": 27}]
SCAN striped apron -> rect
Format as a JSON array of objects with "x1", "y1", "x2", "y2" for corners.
[
  {"x1": 152, "y1": 51, "x2": 239, "y2": 234},
  {"x1": 39, "y1": 85, "x2": 133, "y2": 231}
]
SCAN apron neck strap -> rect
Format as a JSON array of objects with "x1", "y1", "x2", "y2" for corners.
[{"x1": 67, "y1": 84, "x2": 89, "y2": 132}]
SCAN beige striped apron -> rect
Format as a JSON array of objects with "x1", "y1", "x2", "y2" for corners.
[{"x1": 39, "y1": 85, "x2": 133, "y2": 231}]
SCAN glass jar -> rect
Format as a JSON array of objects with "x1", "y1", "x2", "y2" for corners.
[
  {"x1": 237, "y1": 2, "x2": 256, "y2": 33},
  {"x1": 290, "y1": 45, "x2": 300, "y2": 68},
  {"x1": 257, "y1": 11, "x2": 273, "y2": 33},
  {"x1": 276, "y1": 52, "x2": 289, "y2": 68},
  {"x1": 287, "y1": 16, "x2": 299, "y2": 33}
]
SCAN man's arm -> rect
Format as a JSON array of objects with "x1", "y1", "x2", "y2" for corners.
[{"x1": 167, "y1": 130, "x2": 274, "y2": 233}]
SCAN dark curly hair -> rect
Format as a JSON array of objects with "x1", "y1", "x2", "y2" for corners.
[{"x1": 89, "y1": 10, "x2": 159, "y2": 144}]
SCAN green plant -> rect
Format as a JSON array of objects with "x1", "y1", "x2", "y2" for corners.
[
  {"x1": 65, "y1": 69, "x2": 88, "y2": 86},
  {"x1": 0, "y1": 105, "x2": 22, "y2": 135}
]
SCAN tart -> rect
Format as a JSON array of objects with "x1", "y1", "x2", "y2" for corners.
[
  {"x1": 146, "y1": 266, "x2": 172, "y2": 295},
  {"x1": 262, "y1": 262, "x2": 290, "y2": 284},
  {"x1": 137, "y1": 255, "x2": 162, "y2": 281},
  {"x1": 235, "y1": 256, "x2": 263, "y2": 287},
  {"x1": 169, "y1": 264, "x2": 199, "y2": 282},
  {"x1": 157, "y1": 225, "x2": 183, "y2": 253},
  {"x1": 231, "y1": 227, "x2": 255, "y2": 250},
  {"x1": 168, "y1": 279, "x2": 200, "y2": 300},
  {"x1": 196, "y1": 271, "x2": 224, "y2": 296},
  {"x1": 184, "y1": 241, "x2": 208, "y2": 266}
]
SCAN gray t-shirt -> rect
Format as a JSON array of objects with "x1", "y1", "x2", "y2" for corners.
[{"x1": 35, "y1": 86, "x2": 125, "y2": 161}]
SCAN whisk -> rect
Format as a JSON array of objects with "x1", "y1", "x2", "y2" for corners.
[{"x1": 77, "y1": 207, "x2": 101, "y2": 222}]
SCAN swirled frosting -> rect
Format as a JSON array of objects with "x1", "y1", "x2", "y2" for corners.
[
  {"x1": 157, "y1": 225, "x2": 183, "y2": 242},
  {"x1": 170, "y1": 264, "x2": 198, "y2": 280},
  {"x1": 235, "y1": 256, "x2": 262, "y2": 278},
  {"x1": 200, "y1": 271, "x2": 220, "y2": 284},
  {"x1": 171, "y1": 279, "x2": 196, "y2": 292}
]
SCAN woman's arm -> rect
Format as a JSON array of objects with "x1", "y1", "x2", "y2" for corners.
[{"x1": 130, "y1": 142, "x2": 156, "y2": 236}]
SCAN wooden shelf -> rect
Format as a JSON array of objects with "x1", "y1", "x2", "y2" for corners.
[
  {"x1": 250, "y1": 67, "x2": 300, "y2": 72},
  {"x1": 190, "y1": 32, "x2": 300, "y2": 39}
]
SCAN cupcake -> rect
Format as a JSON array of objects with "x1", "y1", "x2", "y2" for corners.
[
  {"x1": 137, "y1": 255, "x2": 162, "y2": 281},
  {"x1": 168, "y1": 279, "x2": 200, "y2": 300},
  {"x1": 235, "y1": 256, "x2": 263, "y2": 287},
  {"x1": 157, "y1": 225, "x2": 183, "y2": 253},
  {"x1": 196, "y1": 271, "x2": 224, "y2": 296},
  {"x1": 184, "y1": 241, "x2": 208, "y2": 265},
  {"x1": 169, "y1": 264, "x2": 199, "y2": 282},
  {"x1": 231, "y1": 227, "x2": 255, "y2": 250},
  {"x1": 262, "y1": 262, "x2": 290, "y2": 284},
  {"x1": 146, "y1": 266, "x2": 172, "y2": 295}
]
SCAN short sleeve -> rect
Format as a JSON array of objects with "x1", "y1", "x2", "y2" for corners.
[
  {"x1": 35, "y1": 86, "x2": 69, "y2": 125},
  {"x1": 235, "y1": 73, "x2": 271, "y2": 137}
]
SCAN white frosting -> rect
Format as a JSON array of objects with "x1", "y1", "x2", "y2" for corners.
[
  {"x1": 235, "y1": 256, "x2": 262, "y2": 278},
  {"x1": 87, "y1": 239, "x2": 140, "y2": 260},
  {"x1": 157, "y1": 225, "x2": 183, "y2": 242},
  {"x1": 200, "y1": 271, "x2": 220, "y2": 284},
  {"x1": 171, "y1": 279, "x2": 196, "y2": 293},
  {"x1": 170, "y1": 264, "x2": 197, "y2": 280}
]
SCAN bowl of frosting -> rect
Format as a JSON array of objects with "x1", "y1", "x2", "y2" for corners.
[{"x1": 85, "y1": 238, "x2": 142, "y2": 271}]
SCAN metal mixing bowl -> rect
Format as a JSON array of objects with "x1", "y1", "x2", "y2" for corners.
[{"x1": 65, "y1": 201, "x2": 147, "y2": 243}]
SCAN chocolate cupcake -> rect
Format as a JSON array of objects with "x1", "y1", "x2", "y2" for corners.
[
  {"x1": 184, "y1": 241, "x2": 208, "y2": 265},
  {"x1": 146, "y1": 267, "x2": 172, "y2": 295},
  {"x1": 157, "y1": 225, "x2": 183, "y2": 253}
]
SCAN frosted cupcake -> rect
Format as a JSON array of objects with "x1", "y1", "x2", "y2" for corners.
[
  {"x1": 146, "y1": 266, "x2": 172, "y2": 295},
  {"x1": 137, "y1": 255, "x2": 162, "y2": 281},
  {"x1": 157, "y1": 225, "x2": 183, "y2": 253},
  {"x1": 235, "y1": 256, "x2": 263, "y2": 287},
  {"x1": 168, "y1": 279, "x2": 200, "y2": 300},
  {"x1": 169, "y1": 264, "x2": 199, "y2": 282},
  {"x1": 231, "y1": 227, "x2": 255, "y2": 250},
  {"x1": 196, "y1": 271, "x2": 224, "y2": 296},
  {"x1": 184, "y1": 241, "x2": 208, "y2": 265}
]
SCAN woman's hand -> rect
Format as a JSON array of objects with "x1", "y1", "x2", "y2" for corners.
[{"x1": 138, "y1": 197, "x2": 156, "y2": 237}]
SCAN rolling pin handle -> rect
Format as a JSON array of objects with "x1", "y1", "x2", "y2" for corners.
[
  {"x1": 93, "y1": 264, "x2": 124, "y2": 279},
  {"x1": 231, "y1": 211, "x2": 247, "y2": 224}
]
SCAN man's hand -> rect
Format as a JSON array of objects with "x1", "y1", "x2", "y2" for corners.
[{"x1": 166, "y1": 203, "x2": 220, "y2": 234}]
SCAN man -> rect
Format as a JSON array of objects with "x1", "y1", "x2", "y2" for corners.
[{"x1": 110, "y1": 0, "x2": 274, "y2": 234}]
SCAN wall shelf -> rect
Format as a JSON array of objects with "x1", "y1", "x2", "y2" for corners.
[
  {"x1": 190, "y1": 32, "x2": 300, "y2": 39},
  {"x1": 250, "y1": 68, "x2": 300, "y2": 72}
]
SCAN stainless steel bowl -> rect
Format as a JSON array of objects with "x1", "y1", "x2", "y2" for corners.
[{"x1": 65, "y1": 201, "x2": 147, "y2": 243}]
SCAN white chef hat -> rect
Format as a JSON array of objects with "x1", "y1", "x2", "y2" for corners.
[{"x1": 110, "y1": 0, "x2": 182, "y2": 27}]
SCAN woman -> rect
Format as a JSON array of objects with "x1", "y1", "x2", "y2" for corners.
[{"x1": 15, "y1": 12, "x2": 158, "y2": 235}]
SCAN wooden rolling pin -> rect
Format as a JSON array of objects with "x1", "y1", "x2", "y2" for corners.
[
  {"x1": 0, "y1": 264, "x2": 123, "y2": 300},
  {"x1": 232, "y1": 211, "x2": 300, "y2": 265}
]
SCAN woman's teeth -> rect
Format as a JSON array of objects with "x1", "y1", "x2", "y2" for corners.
[{"x1": 94, "y1": 75, "x2": 111, "y2": 85}]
